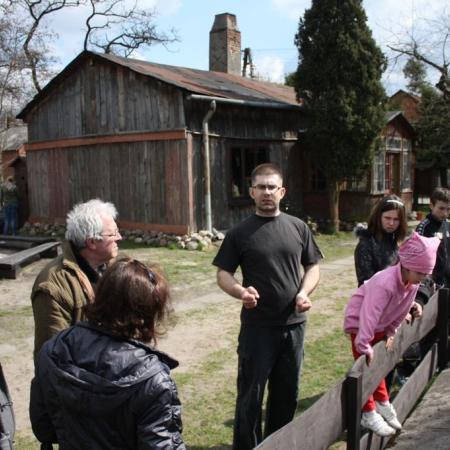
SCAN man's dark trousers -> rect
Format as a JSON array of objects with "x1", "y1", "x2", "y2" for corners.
[{"x1": 233, "y1": 322, "x2": 306, "y2": 450}]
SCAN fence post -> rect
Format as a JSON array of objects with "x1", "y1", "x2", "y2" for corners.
[
  {"x1": 437, "y1": 288, "x2": 449, "y2": 372},
  {"x1": 345, "y1": 370, "x2": 362, "y2": 450}
]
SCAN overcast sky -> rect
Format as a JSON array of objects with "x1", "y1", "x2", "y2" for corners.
[{"x1": 46, "y1": 0, "x2": 449, "y2": 95}]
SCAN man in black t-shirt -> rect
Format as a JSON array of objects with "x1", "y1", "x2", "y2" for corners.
[{"x1": 213, "y1": 163, "x2": 322, "y2": 450}]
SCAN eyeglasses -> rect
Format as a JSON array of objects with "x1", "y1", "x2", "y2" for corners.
[
  {"x1": 101, "y1": 229, "x2": 121, "y2": 238},
  {"x1": 252, "y1": 184, "x2": 282, "y2": 193}
]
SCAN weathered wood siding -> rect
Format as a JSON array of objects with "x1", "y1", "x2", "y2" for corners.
[
  {"x1": 185, "y1": 101, "x2": 305, "y2": 230},
  {"x1": 190, "y1": 134, "x2": 300, "y2": 230},
  {"x1": 26, "y1": 139, "x2": 191, "y2": 229},
  {"x1": 27, "y1": 57, "x2": 186, "y2": 142},
  {"x1": 185, "y1": 101, "x2": 303, "y2": 139}
]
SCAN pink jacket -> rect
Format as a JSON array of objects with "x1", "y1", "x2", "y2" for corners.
[{"x1": 344, "y1": 263, "x2": 419, "y2": 358}]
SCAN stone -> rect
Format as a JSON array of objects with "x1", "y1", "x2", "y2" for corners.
[{"x1": 186, "y1": 241, "x2": 199, "y2": 251}]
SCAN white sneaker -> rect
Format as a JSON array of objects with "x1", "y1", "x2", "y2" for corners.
[
  {"x1": 376, "y1": 401, "x2": 402, "y2": 430},
  {"x1": 361, "y1": 411, "x2": 396, "y2": 437}
]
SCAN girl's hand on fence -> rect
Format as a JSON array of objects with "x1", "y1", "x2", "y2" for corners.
[
  {"x1": 411, "y1": 301, "x2": 423, "y2": 319},
  {"x1": 405, "y1": 312, "x2": 413, "y2": 324},
  {"x1": 385, "y1": 336, "x2": 395, "y2": 351}
]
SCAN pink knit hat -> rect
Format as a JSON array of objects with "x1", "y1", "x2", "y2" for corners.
[{"x1": 399, "y1": 232, "x2": 440, "y2": 274}]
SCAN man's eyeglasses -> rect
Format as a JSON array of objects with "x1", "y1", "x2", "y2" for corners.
[
  {"x1": 101, "y1": 229, "x2": 121, "y2": 238},
  {"x1": 252, "y1": 184, "x2": 282, "y2": 194}
]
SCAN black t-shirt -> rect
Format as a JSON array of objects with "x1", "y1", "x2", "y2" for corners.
[{"x1": 213, "y1": 213, "x2": 323, "y2": 326}]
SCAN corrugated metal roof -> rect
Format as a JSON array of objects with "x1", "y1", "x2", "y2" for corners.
[
  {"x1": 18, "y1": 51, "x2": 300, "y2": 119},
  {"x1": 99, "y1": 52, "x2": 299, "y2": 106}
]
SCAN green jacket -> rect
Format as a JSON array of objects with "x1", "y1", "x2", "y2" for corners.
[{"x1": 31, "y1": 242, "x2": 95, "y2": 365}]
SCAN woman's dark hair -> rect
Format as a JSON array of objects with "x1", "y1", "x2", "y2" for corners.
[
  {"x1": 85, "y1": 257, "x2": 172, "y2": 344},
  {"x1": 367, "y1": 194, "x2": 408, "y2": 242}
]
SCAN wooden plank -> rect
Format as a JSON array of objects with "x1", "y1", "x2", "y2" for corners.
[
  {"x1": 255, "y1": 381, "x2": 346, "y2": 450},
  {"x1": 359, "y1": 344, "x2": 438, "y2": 450},
  {"x1": 346, "y1": 371, "x2": 363, "y2": 450},
  {"x1": 438, "y1": 288, "x2": 450, "y2": 371},
  {"x1": 24, "y1": 129, "x2": 187, "y2": 152},
  {"x1": 0, "y1": 241, "x2": 61, "y2": 279}
]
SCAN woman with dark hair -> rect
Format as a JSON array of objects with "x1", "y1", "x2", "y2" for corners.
[
  {"x1": 30, "y1": 258, "x2": 185, "y2": 450},
  {"x1": 355, "y1": 195, "x2": 408, "y2": 286}
]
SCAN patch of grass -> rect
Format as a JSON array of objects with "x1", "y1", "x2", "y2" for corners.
[
  {"x1": 299, "y1": 327, "x2": 354, "y2": 412},
  {"x1": 14, "y1": 432, "x2": 40, "y2": 450},
  {"x1": 0, "y1": 305, "x2": 33, "y2": 317},
  {"x1": 121, "y1": 246, "x2": 219, "y2": 287},
  {"x1": 315, "y1": 232, "x2": 356, "y2": 261}
]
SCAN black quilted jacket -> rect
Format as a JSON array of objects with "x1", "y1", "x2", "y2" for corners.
[
  {"x1": 354, "y1": 227, "x2": 398, "y2": 286},
  {"x1": 30, "y1": 322, "x2": 185, "y2": 450}
]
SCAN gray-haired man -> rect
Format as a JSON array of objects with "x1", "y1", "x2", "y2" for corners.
[{"x1": 31, "y1": 199, "x2": 122, "y2": 364}]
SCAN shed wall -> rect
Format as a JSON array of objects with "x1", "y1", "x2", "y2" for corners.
[
  {"x1": 27, "y1": 59, "x2": 186, "y2": 142},
  {"x1": 26, "y1": 139, "x2": 191, "y2": 231}
]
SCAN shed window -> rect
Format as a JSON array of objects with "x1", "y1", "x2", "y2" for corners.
[
  {"x1": 386, "y1": 136, "x2": 402, "y2": 151},
  {"x1": 401, "y1": 139, "x2": 412, "y2": 191},
  {"x1": 372, "y1": 150, "x2": 385, "y2": 193},
  {"x1": 230, "y1": 146, "x2": 269, "y2": 201}
]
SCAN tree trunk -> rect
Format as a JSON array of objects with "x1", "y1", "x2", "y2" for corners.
[
  {"x1": 328, "y1": 181, "x2": 340, "y2": 233},
  {"x1": 439, "y1": 167, "x2": 448, "y2": 188}
]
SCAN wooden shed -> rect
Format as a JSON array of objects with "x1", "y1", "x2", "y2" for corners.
[{"x1": 17, "y1": 50, "x2": 305, "y2": 233}]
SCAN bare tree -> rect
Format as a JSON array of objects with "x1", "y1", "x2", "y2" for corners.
[
  {"x1": 83, "y1": 0, "x2": 178, "y2": 57},
  {"x1": 0, "y1": 2, "x2": 36, "y2": 117},
  {"x1": 18, "y1": 0, "x2": 81, "y2": 92},
  {"x1": 387, "y1": 10, "x2": 450, "y2": 96}
]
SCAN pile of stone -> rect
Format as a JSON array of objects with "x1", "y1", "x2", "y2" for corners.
[
  {"x1": 20, "y1": 222, "x2": 225, "y2": 251},
  {"x1": 20, "y1": 222, "x2": 66, "y2": 237},
  {"x1": 121, "y1": 228, "x2": 225, "y2": 250}
]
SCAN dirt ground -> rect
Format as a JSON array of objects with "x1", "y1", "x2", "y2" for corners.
[{"x1": 0, "y1": 248, "x2": 357, "y2": 439}]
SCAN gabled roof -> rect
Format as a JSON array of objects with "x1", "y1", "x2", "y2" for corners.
[
  {"x1": 384, "y1": 110, "x2": 415, "y2": 135},
  {"x1": 18, "y1": 51, "x2": 300, "y2": 119},
  {"x1": 389, "y1": 89, "x2": 421, "y2": 104}
]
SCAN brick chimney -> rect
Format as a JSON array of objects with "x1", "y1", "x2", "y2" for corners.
[{"x1": 209, "y1": 13, "x2": 241, "y2": 75}]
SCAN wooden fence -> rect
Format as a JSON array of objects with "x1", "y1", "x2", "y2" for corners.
[{"x1": 255, "y1": 288, "x2": 450, "y2": 450}]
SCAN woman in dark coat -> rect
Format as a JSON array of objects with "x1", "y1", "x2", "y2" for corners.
[
  {"x1": 30, "y1": 258, "x2": 185, "y2": 450},
  {"x1": 354, "y1": 195, "x2": 408, "y2": 286}
]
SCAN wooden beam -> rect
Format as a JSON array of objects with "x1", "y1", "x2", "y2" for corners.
[
  {"x1": 346, "y1": 370, "x2": 362, "y2": 450},
  {"x1": 438, "y1": 288, "x2": 449, "y2": 371},
  {"x1": 23, "y1": 129, "x2": 187, "y2": 152}
]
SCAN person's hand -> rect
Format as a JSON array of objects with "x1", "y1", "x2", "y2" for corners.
[
  {"x1": 365, "y1": 353, "x2": 373, "y2": 366},
  {"x1": 411, "y1": 302, "x2": 423, "y2": 319},
  {"x1": 296, "y1": 292, "x2": 312, "y2": 312},
  {"x1": 405, "y1": 312, "x2": 413, "y2": 324},
  {"x1": 385, "y1": 336, "x2": 395, "y2": 351},
  {"x1": 240, "y1": 286, "x2": 259, "y2": 309}
]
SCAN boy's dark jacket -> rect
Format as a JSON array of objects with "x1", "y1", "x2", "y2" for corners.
[
  {"x1": 416, "y1": 213, "x2": 450, "y2": 289},
  {"x1": 30, "y1": 322, "x2": 185, "y2": 450}
]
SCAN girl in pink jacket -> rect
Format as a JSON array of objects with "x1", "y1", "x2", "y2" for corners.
[{"x1": 344, "y1": 232, "x2": 440, "y2": 437}]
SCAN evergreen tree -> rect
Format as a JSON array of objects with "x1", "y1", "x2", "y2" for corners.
[
  {"x1": 403, "y1": 57, "x2": 428, "y2": 95},
  {"x1": 294, "y1": 0, "x2": 386, "y2": 231},
  {"x1": 416, "y1": 85, "x2": 450, "y2": 187}
]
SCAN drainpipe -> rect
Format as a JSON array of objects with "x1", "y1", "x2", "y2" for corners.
[{"x1": 202, "y1": 100, "x2": 216, "y2": 232}]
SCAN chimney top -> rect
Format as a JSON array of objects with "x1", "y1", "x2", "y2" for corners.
[{"x1": 209, "y1": 13, "x2": 241, "y2": 76}]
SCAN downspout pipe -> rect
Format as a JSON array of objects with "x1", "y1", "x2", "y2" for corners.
[
  {"x1": 202, "y1": 100, "x2": 216, "y2": 232},
  {"x1": 188, "y1": 93, "x2": 302, "y2": 110}
]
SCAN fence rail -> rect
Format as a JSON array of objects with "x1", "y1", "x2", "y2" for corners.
[{"x1": 255, "y1": 288, "x2": 449, "y2": 450}]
